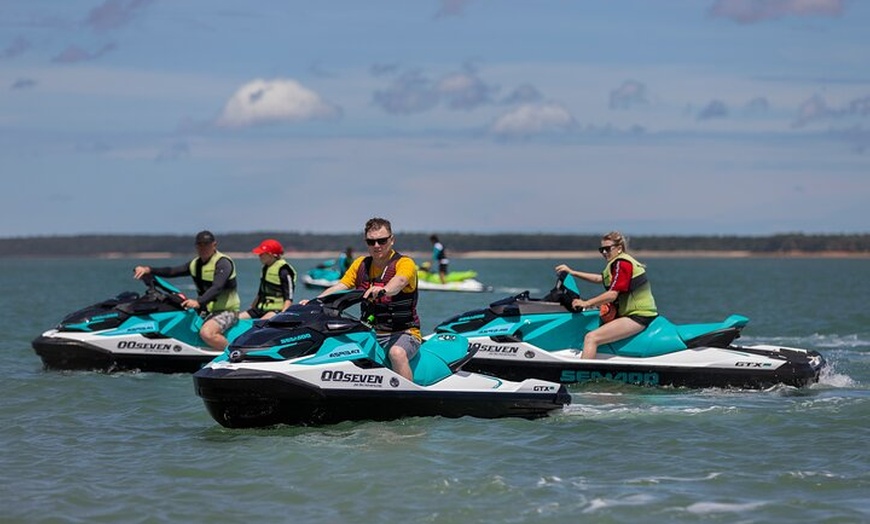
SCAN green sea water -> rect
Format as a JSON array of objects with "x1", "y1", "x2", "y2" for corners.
[{"x1": 1, "y1": 256, "x2": 868, "y2": 523}]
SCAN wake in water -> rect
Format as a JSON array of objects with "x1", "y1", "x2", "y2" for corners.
[
  {"x1": 492, "y1": 286, "x2": 541, "y2": 295},
  {"x1": 741, "y1": 332, "x2": 866, "y2": 388}
]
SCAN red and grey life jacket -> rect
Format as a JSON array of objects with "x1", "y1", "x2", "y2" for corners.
[{"x1": 356, "y1": 252, "x2": 420, "y2": 331}]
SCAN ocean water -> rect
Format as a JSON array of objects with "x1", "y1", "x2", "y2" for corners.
[{"x1": 1, "y1": 256, "x2": 868, "y2": 523}]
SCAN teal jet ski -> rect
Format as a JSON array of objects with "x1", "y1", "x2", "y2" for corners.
[{"x1": 432, "y1": 273, "x2": 826, "y2": 389}]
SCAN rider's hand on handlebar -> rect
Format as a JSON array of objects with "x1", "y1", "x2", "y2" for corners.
[
  {"x1": 365, "y1": 287, "x2": 386, "y2": 301},
  {"x1": 133, "y1": 266, "x2": 151, "y2": 279},
  {"x1": 570, "y1": 298, "x2": 586, "y2": 311},
  {"x1": 181, "y1": 298, "x2": 200, "y2": 310}
]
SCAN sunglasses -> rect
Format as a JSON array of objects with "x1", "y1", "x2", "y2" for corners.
[
  {"x1": 598, "y1": 245, "x2": 616, "y2": 254},
  {"x1": 365, "y1": 236, "x2": 392, "y2": 246}
]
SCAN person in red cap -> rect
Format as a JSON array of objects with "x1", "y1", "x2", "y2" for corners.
[{"x1": 239, "y1": 239, "x2": 297, "y2": 320}]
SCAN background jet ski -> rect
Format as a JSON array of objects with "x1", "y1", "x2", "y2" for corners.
[
  {"x1": 32, "y1": 274, "x2": 253, "y2": 373},
  {"x1": 417, "y1": 264, "x2": 492, "y2": 293},
  {"x1": 432, "y1": 273, "x2": 826, "y2": 389},
  {"x1": 304, "y1": 258, "x2": 492, "y2": 293},
  {"x1": 193, "y1": 289, "x2": 570, "y2": 428},
  {"x1": 301, "y1": 258, "x2": 342, "y2": 289}
]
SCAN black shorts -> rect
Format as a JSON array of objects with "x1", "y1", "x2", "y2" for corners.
[
  {"x1": 244, "y1": 307, "x2": 270, "y2": 319},
  {"x1": 628, "y1": 314, "x2": 657, "y2": 327}
]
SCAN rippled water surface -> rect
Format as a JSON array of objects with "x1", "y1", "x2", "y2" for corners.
[{"x1": 1, "y1": 256, "x2": 868, "y2": 522}]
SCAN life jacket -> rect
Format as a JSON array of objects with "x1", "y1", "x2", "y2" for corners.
[
  {"x1": 432, "y1": 242, "x2": 447, "y2": 261},
  {"x1": 188, "y1": 251, "x2": 240, "y2": 313},
  {"x1": 256, "y1": 258, "x2": 296, "y2": 311},
  {"x1": 433, "y1": 242, "x2": 449, "y2": 264},
  {"x1": 356, "y1": 252, "x2": 420, "y2": 332},
  {"x1": 601, "y1": 252, "x2": 657, "y2": 318}
]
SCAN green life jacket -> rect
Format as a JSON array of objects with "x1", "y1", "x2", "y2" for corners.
[
  {"x1": 256, "y1": 258, "x2": 296, "y2": 311},
  {"x1": 188, "y1": 251, "x2": 240, "y2": 313},
  {"x1": 601, "y1": 252, "x2": 657, "y2": 318}
]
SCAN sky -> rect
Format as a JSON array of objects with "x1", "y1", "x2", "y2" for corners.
[{"x1": 1, "y1": 0, "x2": 869, "y2": 238}]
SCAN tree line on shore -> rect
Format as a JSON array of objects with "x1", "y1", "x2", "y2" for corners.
[{"x1": 1, "y1": 232, "x2": 869, "y2": 257}]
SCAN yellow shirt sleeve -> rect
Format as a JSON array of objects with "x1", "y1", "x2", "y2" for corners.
[
  {"x1": 338, "y1": 256, "x2": 365, "y2": 289},
  {"x1": 394, "y1": 256, "x2": 418, "y2": 292}
]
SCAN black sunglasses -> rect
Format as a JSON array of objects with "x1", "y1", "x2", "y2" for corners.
[
  {"x1": 598, "y1": 245, "x2": 616, "y2": 254},
  {"x1": 365, "y1": 236, "x2": 391, "y2": 246}
]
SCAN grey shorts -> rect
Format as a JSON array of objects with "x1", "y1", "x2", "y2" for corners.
[
  {"x1": 377, "y1": 331, "x2": 421, "y2": 361},
  {"x1": 205, "y1": 310, "x2": 239, "y2": 332}
]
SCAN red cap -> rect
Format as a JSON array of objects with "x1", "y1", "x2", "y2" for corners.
[{"x1": 252, "y1": 239, "x2": 283, "y2": 256}]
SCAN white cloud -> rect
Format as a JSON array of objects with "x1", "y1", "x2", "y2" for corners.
[
  {"x1": 489, "y1": 103, "x2": 576, "y2": 137},
  {"x1": 215, "y1": 78, "x2": 341, "y2": 129}
]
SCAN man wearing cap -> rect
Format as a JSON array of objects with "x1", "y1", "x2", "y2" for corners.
[
  {"x1": 133, "y1": 230, "x2": 240, "y2": 351},
  {"x1": 239, "y1": 239, "x2": 297, "y2": 320}
]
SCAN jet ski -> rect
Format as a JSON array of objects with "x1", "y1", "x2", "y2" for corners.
[
  {"x1": 432, "y1": 273, "x2": 826, "y2": 389},
  {"x1": 301, "y1": 258, "x2": 342, "y2": 289},
  {"x1": 32, "y1": 274, "x2": 253, "y2": 373},
  {"x1": 193, "y1": 290, "x2": 570, "y2": 428},
  {"x1": 417, "y1": 266, "x2": 492, "y2": 293},
  {"x1": 304, "y1": 259, "x2": 492, "y2": 293}
]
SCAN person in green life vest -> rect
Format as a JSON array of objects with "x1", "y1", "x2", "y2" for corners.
[
  {"x1": 555, "y1": 231, "x2": 658, "y2": 359},
  {"x1": 133, "y1": 230, "x2": 240, "y2": 351},
  {"x1": 239, "y1": 238, "x2": 297, "y2": 320}
]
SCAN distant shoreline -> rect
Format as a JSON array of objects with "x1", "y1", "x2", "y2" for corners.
[{"x1": 99, "y1": 250, "x2": 870, "y2": 260}]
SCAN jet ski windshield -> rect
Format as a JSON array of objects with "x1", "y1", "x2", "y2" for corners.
[{"x1": 265, "y1": 289, "x2": 367, "y2": 329}]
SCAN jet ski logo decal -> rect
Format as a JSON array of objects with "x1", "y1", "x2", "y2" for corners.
[
  {"x1": 116, "y1": 340, "x2": 175, "y2": 352},
  {"x1": 326, "y1": 344, "x2": 364, "y2": 359},
  {"x1": 90, "y1": 313, "x2": 120, "y2": 321},
  {"x1": 320, "y1": 370, "x2": 384, "y2": 386},
  {"x1": 108, "y1": 321, "x2": 158, "y2": 334},
  {"x1": 735, "y1": 361, "x2": 773, "y2": 368},
  {"x1": 478, "y1": 324, "x2": 516, "y2": 336},
  {"x1": 471, "y1": 342, "x2": 520, "y2": 355},
  {"x1": 280, "y1": 333, "x2": 312, "y2": 344},
  {"x1": 560, "y1": 370, "x2": 660, "y2": 385}
]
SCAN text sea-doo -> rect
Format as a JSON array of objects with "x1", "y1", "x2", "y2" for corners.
[
  {"x1": 32, "y1": 275, "x2": 253, "y2": 373},
  {"x1": 193, "y1": 290, "x2": 570, "y2": 428},
  {"x1": 432, "y1": 273, "x2": 826, "y2": 389}
]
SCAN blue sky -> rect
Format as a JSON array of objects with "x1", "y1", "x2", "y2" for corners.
[{"x1": 2, "y1": 0, "x2": 868, "y2": 238}]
